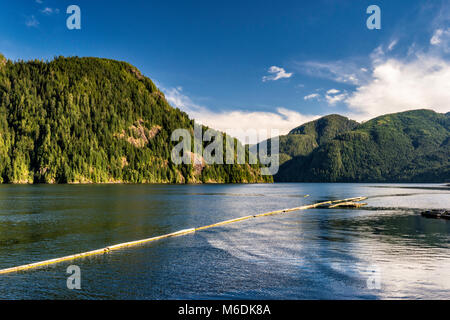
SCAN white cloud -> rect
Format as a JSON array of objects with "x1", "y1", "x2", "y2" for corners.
[
  {"x1": 430, "y1": 28, "x2": 450, "y2": 53},
  {"x1": 326, "y1": 92, "x2": 347, "y2": 106},
  {"x1": 41, "y1": 7, "x2": 60, "y2": 15},
  {"x1": 431, "y1": 29, "x2": 444, "y2": 45},
  {"x1": 162, "y1": 45, "x2": 450, "y2": 142},
  {"x1": 262, "y1": 66, "x2": 293, "y2": 82},
  {"x1": 41, "y1": 8, "x2": 52, "y2": 15},
  {"x1": 387, "y1": 40, "x2": 398, "y2": 51},
  {"x1": 344, "y1": 22, "x2": 450, "y2": 119},
  {"x1": 296, "y1": 24, "x2": 450, "y2": 119},
  {"x1": 25, "y1": 15, "x2": 39, "y2": 27},
  {"x1": 304, "y1": 89, "x2": 348, "y2": 106},
  {"x1": 370, "y1": 45, "x2": 385, "y2": 64},
  {"x1": 162, "y1": 86, "x2": 318, "y2": 142},
  {"x1": 161, "y1": 12, "x2": 450, "y2": 141},
  {"x1": 326, "y1": 89, "x2": 340, "y2": 95},
  {"x1": 303, "y1": 93, "x2": 319, "y2": 101},
  {"x1": 196, "y1": 108, "x2": 318, "y2": 142},
  {"x1": 163, "y1": 86, "x2": 201, "y2": 114},
  {"x1": 295, "y1": 60, "x2": 369, "y2": 85},
  {"x1": 346, "y1": 55, "x2": 450, "y2": 119}
]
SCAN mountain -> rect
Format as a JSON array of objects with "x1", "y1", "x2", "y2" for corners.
[
  {"x1": 275, "y1": 114, "x2": 359, "y2": 166},
  {"x1": 275, "y1": 109, "x2": 450, "y2": 182},
  {"x1": 0, "y1": 55, "x2": 271, "y2": 184}
]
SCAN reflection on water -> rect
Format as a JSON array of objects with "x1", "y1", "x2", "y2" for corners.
[{"x1": 0, "y1": 183, "x2": 449, "y2": 299}]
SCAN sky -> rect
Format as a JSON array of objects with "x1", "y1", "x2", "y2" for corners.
[{"x1": 1, "y1": 0, "x2": 449, "y2": 140}]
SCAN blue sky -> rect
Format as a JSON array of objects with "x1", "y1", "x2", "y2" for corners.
[{"x1": 1, "y1": 0, "x2": 449, "y2": 137}]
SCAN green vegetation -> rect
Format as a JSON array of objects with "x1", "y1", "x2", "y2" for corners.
[
  {"x1": 0, "y1": 55, "x2": 271, "y2": 184},
  {"x1": 1, "y1": 55, "x2": 446, "y2": 184},
  {"x1": 275, "y1": 110, "x2": 450, "y2": 182},
  {"x1": 274, "y1": 114, "x2": 359, "y2": 166}
]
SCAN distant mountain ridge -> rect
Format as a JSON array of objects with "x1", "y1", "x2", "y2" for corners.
[{"x1": 273, "y1": 109, "x2": 450, "y2": 182}]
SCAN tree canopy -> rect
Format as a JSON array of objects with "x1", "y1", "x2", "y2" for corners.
[{"x1": 0, "y1": 56, "x2": 271, "y2": 184}]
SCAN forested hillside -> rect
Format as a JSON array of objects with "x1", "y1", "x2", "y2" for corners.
[
  {"x1": 0, "y1": 54, "x2": 271, "y2": 184},
  {"x1": 272, "y1": 114, "x2": 359, "y2": 166},
  {"x1": 275, "y1": 110, "x2": 450, "y2": 182}
]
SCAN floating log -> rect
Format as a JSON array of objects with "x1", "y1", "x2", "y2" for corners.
[
  {"x1": 421, "y1": 210, "x2": 450, "y2": 220},
  {"x1": 328, "y1": 202, "x2": 368, "y2": 208},
  {"x1": 0, "y1": 196, "x2": 367, "y2": 275}
]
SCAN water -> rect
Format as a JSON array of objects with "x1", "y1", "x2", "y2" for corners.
[{"x1": 0, "y1": 183, "x2": 449, "y2": 299}]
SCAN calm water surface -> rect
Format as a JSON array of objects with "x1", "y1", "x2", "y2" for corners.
[{"x1": 0, "y1": 183, "x2": 449, "y2": 299}]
